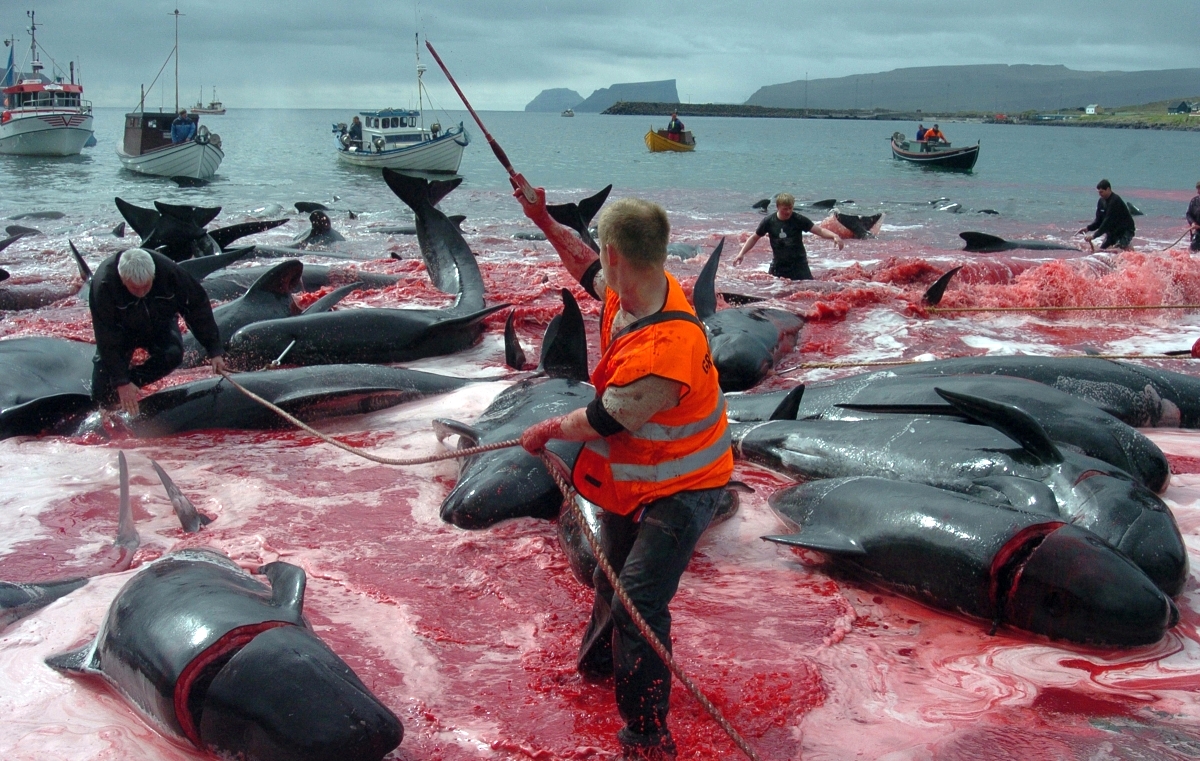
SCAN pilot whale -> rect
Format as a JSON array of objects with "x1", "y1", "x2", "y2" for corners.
[
  {"x1": 0, "y1": 336, "x2": 95, "y2": 439},
  {"x1": 116, "y1": 197, "x2": 287, "y2": 262},
  {"x1": 223, "y1": 170, "x2": 504, "y2": 369},
  {"x1": 46, "y1": 547, "x2": 402, "y2": 761},
  {"x1": 766, "y1": 477, "x2": 1178, "y2": 646},
  {"x1": 695, "y1": 239, "x2": 804, "y2": 391},
  {"x1": 733, "y1": 388, "x2": 1189, "y2": 596}
]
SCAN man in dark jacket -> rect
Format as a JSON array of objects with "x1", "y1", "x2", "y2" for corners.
[
  {"x1": 1187, "y1": 181, "x2": 1200, "y2": 252},
  {"x1": 89, "y1": 248, "x2": 225, "y2": 416},
  {"x1": 1080, "y1": 179, "x2": 1136, "y2": 250}
]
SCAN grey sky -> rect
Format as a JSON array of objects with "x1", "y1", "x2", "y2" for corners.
[{"x1": 7, "y1": 1, "x2": 1199, "y2": 110}]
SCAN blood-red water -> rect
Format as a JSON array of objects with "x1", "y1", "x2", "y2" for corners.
[{"x1": 3, "y1": 200, "x2": 1200, "y2": 759}]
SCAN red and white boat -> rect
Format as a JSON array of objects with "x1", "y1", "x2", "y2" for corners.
[{"x1": 0, "y1": 11, "x2": 94, "y2": 157}]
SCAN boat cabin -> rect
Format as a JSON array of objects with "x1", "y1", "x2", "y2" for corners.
[
  {"x1": 349, "y1": 108, "x2": 437, "y2": 152},
  {"x1": 122, "y1": 111, "x2": 196, "y2": 156},
  {"x1": 2, "y1": 81, "x2": 87, "y2": 112}
]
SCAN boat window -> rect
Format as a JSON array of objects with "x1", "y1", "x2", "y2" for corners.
[{"x1": 390, "y1": 117, "x2": 398, "y2": 128}]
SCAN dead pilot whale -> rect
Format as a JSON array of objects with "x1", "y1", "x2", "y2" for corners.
[
  {"x1": 765, "y1": 477, "x2": 1178, "y2": 646},
  {"x1": 46, "y1": 546, "x2": 402, "y2": 761},
  {"x1": 115, "y1": 197, "x2": 288, "y2": 262}
]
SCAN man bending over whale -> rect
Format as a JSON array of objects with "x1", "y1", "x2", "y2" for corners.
[
  {"x1": 1079, "y1": 179, "x2": 1136, "y2": 250},
  {"x1": 89, "y1": 248, "x2": 225, "y2": 416},
  {"x1": 515, "y1": 187, "x2": 732, "y2": 760}
]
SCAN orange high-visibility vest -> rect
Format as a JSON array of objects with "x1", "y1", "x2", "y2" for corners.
[{"x1": 573, "y1": 273, "x2": 733, "y2": 515}]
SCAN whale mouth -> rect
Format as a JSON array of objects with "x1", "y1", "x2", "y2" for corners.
[{"x1": 173, "y1": 620, "x2": 292, "y2": 748}]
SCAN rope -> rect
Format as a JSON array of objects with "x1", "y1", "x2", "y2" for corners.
[
  {"x1": 1155, "y1": 229, "x2": 1193, "y2": 252},
  {"x1": 777, "y1": 353, "x2": 1197, "y2": 373},
  {"x1": 539, "y1": 454, "x2": 764, "y2": 761},
  {"x1": 928, "y1": 303, "x2": 1200, "y2": 314},
  {"x1": 217, "y1": 369, "x2": 764, "y2": 759},
  {"x1": 216, "y1": 370, "x2": 517, "y2": 465}
]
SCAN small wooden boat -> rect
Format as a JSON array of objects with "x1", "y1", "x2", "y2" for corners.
[
  {"x1": 645, "y1": 127, "x2": 695, "y2": 152},
  {"x1": 890, "y1": 131, "x2": 978, "y2": 170}
]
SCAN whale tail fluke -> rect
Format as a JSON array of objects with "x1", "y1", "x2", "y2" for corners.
[{"x1": 209, "y1": 218, "x2": 288, "y2": 250}]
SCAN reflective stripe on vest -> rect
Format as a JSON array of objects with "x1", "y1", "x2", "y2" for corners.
[{"x1": 587, "y1": 426, "x2": 732, "y2": 483}]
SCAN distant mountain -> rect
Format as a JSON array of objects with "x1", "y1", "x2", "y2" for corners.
[
  {"x1": 745, "y1": 65, "x2": 1200, "y2": 113},
  {"x1": 576, "y1": 80, "x2": 678, "y2": 113},
  {"x1": 525, "y1": 88, "x2": 584, "y2": 113}
]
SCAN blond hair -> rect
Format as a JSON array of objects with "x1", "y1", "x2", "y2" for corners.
[
  {"x1": 597, "y1": 198, "x2": 669, "y2": 268},
  {"x1": 774, "y1": 192, "x2": 795, "y2": 209}
]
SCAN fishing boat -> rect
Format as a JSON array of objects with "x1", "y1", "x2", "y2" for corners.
[
  {"x1": 116, "y1": 11, "x2": 223, "y2": 181},
  {"x1": 645, "y1": 126, "x2": 695, "y2": 152},
  {"x1": 191, "y1": 86, "x2": 225, "y2": 115},
  {"x1": 890, "y1": 131, "x2": 979, "y2": 170},
  {"x1": 561, "y1": 108, "x2": 574, "y2": 117},
  {"x1": 333, "y1": 41, "x2": 468, "y2": 173},
  {"x1": 0, "y1": 11, "x2": 94, "y2": 157}
]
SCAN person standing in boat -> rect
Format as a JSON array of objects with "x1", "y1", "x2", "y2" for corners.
[
  {"x1": 731, "y1": 192, "x2": 844, "y2": 280},
  {"x1": 924, "y1": 124, "x2": 946, "y2": 143},
  {"x1": 666, "y1": 112, "x2": 684, "y2": 142},
  {"x1": 916, "y1": 123, "x2": 928, "y2": 140},
  {"x1": 89, "y1": 248, "x2": 225, "y2": 417},
  {"x1": 347, "y1": 116, "x2": 363, "y2": 149},
  {"x1": 170, "y1": 109, "x2": 196, "y2": 144},
  {"x1": 1079, "y1": 179, "x2": 1136, "y2": 250},
  {"x1": 1186, "y1": 181, "x2": 1200, "y2": 252}
]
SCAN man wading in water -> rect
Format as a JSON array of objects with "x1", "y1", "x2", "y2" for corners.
[
  {"x1": 515, "y1": 187, "x2": 733, "y2": 760},
  {"x1": 731, "y1": 192, "x2": 843, "y2": 280}
]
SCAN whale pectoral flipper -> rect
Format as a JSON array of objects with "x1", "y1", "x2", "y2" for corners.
[
  {"x1": 149, "y1": 459, "x2": 212, "y2": 533},
  {"x1": 432, "y1": 418, "x2": 482, "y2": 447},
  {"x1": 934, "y1": 387, "x2": 1064, "y2": 464},
  {"x1": 45, "y1": 642, "x2": 99, "y2": 673},
  {"x1": 301, "y1": 282, "x2": 361, "y2": 315},
  {"x1": 763, "y1": 529, "x2": 866, "y2": 555},
  {"x1": 260, "y1": 561, "x2": 306, "y2": 616}
]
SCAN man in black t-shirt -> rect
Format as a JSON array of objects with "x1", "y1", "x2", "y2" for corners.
[{"x1": 731, "y1": 192, "x2": 844, "y2": 279}]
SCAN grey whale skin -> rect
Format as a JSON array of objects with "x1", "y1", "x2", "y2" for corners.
[
  {"x1": 223, "y1": 170, "x2": 504, "y2": 369},
  {"x1": 0, "y1": 336, "x2": 94, "y2": 439},
  {"x1": 46, "y1": 548, "x2": 402, "y2": 761},
  {"x1": 732, "y1": 388, "x2": 1188, "y2": 596},
  {"x1": 118, "y1": 364, "x2": 471, "y2": 437},
  {"x1": 727, "y1": 371, "x2": 1171, "y2": 494},
  {"x1": 766, "y1": 477, "x2": 1178, "y2": 646},
  {"x1": 694, "y1": 239, "x2": 804, "y2": 392}
]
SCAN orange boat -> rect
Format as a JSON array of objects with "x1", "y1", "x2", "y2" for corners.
[{"x1": 645, "y1": 126, "x2": 695, "y2": 152}]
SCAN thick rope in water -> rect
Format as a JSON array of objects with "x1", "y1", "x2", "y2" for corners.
[
  {"x1": 216, "y1": 370, "x2": 764, "y2": 760},
  {"x1": 929, "y1": 303, "x2": 1200, "y2": 314},
  {"x1": 777, "y1": 353, "x2": 1197, "y2": 373}
]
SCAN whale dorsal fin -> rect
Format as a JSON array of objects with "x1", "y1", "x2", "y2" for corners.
[
  {"x1": 149, "y1": 459, "x2": 212, "y2": 533},
  {"x1": 114, "y1": 452, "x2": 139, "y2": 562},
  {"x1": 432, "y1": 418, "x2": 483, "y2": 447},
  {"x1": 922, "y1": 266, "x2": 962, "y2": 306},
  {"x1": 301, "y1": 282, "x2": 360, "y2": 315},
  {"x1": 504, "y1": 310, "x2": 527, "y2": 370},
  {"x1": 693, "y1": 238, "x2": 725, "y2": 319},
  {"x1": 67, "y1": 240, "x2": 92, "y2": 283},
  {"x1": 959, "y1": 232, "x2": 1007, "y2": 251},
  {"x1": 935, "y1": 387, "x2": 1063, "y2": 464},
  {"x1": 769, "y1": 385, "x2": 805, "y2": 420},
  {"x1": 538, "y1": 289, "x2": 588, "y2": 382},
  {"x1": 260, "y1": 561, "x2": 306, "y2": 615},
  {"x1": 762, "y1": 529, "x2": 866, "y2": 555},
  {"x1": 0, "y1": 267, "x2": 7, "y2": 282},
  {"x1": 244, "y1": 260, "x2": 304, "y2": 300}
]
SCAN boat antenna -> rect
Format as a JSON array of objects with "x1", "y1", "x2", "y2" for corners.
[{"x1": 170, "y1": 8, "x2": 184, "y2": 113}]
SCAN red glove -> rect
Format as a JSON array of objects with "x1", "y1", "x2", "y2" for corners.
[
  {"x1": 521, "y1": 415, "x2": 567, "y2": 455},
  {"x1": 512, "y1": 183, "x2": 550, "y2": 223}
]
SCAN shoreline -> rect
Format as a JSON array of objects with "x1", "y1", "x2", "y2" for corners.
[{"x1": 602, "y1": 101, "x2": 1200, "y2": 131}]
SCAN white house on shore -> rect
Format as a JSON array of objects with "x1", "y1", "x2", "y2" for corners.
[{"x1": 1085, "y1": 104, "x2": 1100, "y2": 115}]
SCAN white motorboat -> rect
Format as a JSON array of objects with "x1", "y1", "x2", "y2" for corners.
[
  {"x1": 334, "y1": 108, "x2": 468, "y2": 172},
  {"x1": 115, "y1": 10, "x2": 223, "y2": 181},
  {"x1": 191, "y1": 86, "x2": 225, "y2": 115},
  {"x1": 0, "y1": 11, "x2": 94, "y2": 157},
  {"x1": 333, "y1": 43, "x2": 468, "y2": 173}
]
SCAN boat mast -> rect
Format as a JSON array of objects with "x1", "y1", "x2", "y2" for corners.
[
  {"x1": 415, "y1": 32, "x2": 426, "y2": 129},
  {"x1": 170, "y1": 8, "x2": 183, "y2": 113},
  {"x1": 27, "y1": 10, "x2": 42, "y2": 80}
]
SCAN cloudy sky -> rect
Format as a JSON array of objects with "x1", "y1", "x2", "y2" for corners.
[{"x1": 7, "y1": 1, "x2": 1199, "y2": 110}]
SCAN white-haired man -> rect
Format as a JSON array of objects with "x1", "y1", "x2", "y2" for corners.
[{"x1": 89, "y1": 248, "x2": 225, "y2": 416}]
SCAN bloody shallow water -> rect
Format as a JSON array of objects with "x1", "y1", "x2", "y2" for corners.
[{"x1": 3, "y1": 182, "x2": 1200, "y2": 759}]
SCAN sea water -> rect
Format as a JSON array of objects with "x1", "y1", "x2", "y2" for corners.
[{"x1": 2, "y1": 109, "x2": 1200, "y2": 760}]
